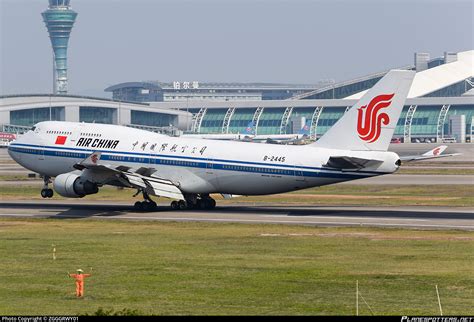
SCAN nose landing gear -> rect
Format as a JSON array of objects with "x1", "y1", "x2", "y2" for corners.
[{"x1": 40, "y1": 175, "x2": 54, "y2": 198}]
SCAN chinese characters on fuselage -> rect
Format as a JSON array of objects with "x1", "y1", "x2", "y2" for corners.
[{"x1": 75, "y1": 137, "x2": 208, "y2": 156}]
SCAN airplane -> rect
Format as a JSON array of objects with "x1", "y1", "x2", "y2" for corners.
[
  {"x1": 182, "y1": 121, "x2": 306, "y2": 143},
  {"x1": 8, "y1": 70, "x2": 457, "y2": 211}
]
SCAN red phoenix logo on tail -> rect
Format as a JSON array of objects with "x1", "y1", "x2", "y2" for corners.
[{"x1": 357, "y1": 93, "x2": 394, "y2": 143}]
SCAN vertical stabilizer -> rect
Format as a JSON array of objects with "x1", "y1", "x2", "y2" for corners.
[{"x1": 313, "y1": 70, "x2": 415, "y2": 151}]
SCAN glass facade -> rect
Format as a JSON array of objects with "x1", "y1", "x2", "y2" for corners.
[
  {"x1": 408, "y1": 105, "x2": 441, "y2": 136},
  {"x1": 113, "y1": 86, "x2": 163, "y2": 102},
  {"x1": 191, "y1": 104, "x2": 474, "y2": 139},
  {"x1": 427, "y1": 57, "x2": 444, "y2": 69},
  {"x1": 49, "y1": 0, "x2": 71, "y2": 7},
  {"x1": 424, "y1": 80, "x2": 471, "y2": 97},
  {"x1": 303, "y1": 77, "x2": 383, "y2": 100},
  {"x1": 228, "y1": 108, "x2": 256, "y2": 134},
  {"x1": 199, "y1": 109, "x2": 227, "y2": 133},
  {"x1": 445, "y1": 104, "x2": 474, "y2": 135},
  {"x1": 316, "y1": 107, "x2": 346, "y2": 136},
  {"x1": 131, "y1": 110, "x2": 176, "y2": 127},
  {"x1": 79, "y1": 107, "x2": 116, "y2": 124},
  {"x1": 394, "y1": 106, "x2": 410, "y2": 136},
  {"x1": 106, "y1": 83, "x2": 321, "y2": 103},
  {"x1": 10, "y1": 107, "x2": 64, "y2": 126},
  {"x1": 257, "y1": 108, "x2": 286, "y2": 135},
  {"x1": 291, "y1": 107, "x2": 316, "y2": 132}
]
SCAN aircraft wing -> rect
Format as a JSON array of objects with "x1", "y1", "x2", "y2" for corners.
[
  {"x1": 323, "y1": 156, "x2": 384, "y2": 171},
  {"x1": 400, "y1": 145, "x2": 461, "y2": 162},
  {"x1": 73, "y1": 152, "x2": 184, "y2": 200}
]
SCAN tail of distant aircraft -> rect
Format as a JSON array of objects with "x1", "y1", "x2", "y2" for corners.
[
  {"x1": 298, "y1": 120, "x2": 311, "y2": 135},
  {"x1": 312, "y1": 70, "x2": 415, "y2": 151},
  {"x1": 243, "y1": 121, "x2": 255, "y2": 135}
]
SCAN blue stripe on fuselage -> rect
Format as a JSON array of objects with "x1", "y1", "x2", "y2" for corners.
[{"x1": 8, "y1": 143, "x2": 385, "y2": 179}]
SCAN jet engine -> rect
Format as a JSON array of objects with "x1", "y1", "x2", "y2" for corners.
[{"x1": 54, "y1": 173, "x2": 99, "y2": 198}]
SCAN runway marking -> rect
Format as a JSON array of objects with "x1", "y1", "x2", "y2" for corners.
[
  {"x1": 87, "y1": 216, "x2": 474, "y2": 230},
  {"x1": 262, "y1": 215, "x2": 429, "y2": 222},
  {"x1": 0, "y1": 213, "x2": 472, "y2": 230}
]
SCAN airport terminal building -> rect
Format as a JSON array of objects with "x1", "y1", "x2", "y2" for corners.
[
  {"x1": 1, "y1": 50, "x2": 473, "y2": 143},
  {"x1": 104, "y1": 81, "x2": 333, "y2": 102}
]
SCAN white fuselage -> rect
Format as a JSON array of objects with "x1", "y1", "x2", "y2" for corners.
[{"x1": 8, "y1": 121, "x2": 400, "y2": 196}]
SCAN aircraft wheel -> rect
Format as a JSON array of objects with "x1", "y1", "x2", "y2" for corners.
[
  {"x1": 41, "y1": 189, "x2": 53, "y2": 198},
  {"x1": 178, "y1": 200, "x2": 187, "y2": 210},
  {"x1": 171, "y1": 201, "x2": 179, "y2": 210},
  {"x1": 134, "y1": 201, "x2": 144, "y2": 211},
  {"x1": 208, "y1": 198, "x2": 216, "y2": 209},
  {"x1": 144, "y1": 201, "x2": 157, "y2": 212},
  {"x1": 197, "y1": 199, "x2": 206, "y2": 210},
  {"x1": 200, "y1": 198, "x2": 216, "y2": 210}
]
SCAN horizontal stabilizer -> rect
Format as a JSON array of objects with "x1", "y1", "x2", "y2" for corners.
[
  {"x1": 400, "y1": 145, "x2": 461, "y2": 162},
  {"x1": 323, "y1": 156, "x2": 383, "y2": 171}
]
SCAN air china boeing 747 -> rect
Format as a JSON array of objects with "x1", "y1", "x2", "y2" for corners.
[{"x1": 8, "y1": 70, "x2": 456, "y2": 211}]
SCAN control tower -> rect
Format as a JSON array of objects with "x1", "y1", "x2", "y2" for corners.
[{"x1": 42, "y1": 0, "x2": 77, "y2": 94}]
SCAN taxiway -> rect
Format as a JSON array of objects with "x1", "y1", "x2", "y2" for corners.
[{"x1": 0, "y1": 201, "x2": 472, "y2": 230}]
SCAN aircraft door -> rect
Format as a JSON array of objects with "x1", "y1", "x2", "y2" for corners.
[
  {"x1": 35, "y1": 126, "x2": 45, "y2": 161},
  {"x1": 294, "y1": 164, "x2": 308, "y2": 189},
  {"x1": 206, "y1": 157, "x2": 214, "y2": 174},
  {"x1": 205, "y1": 155, "x2": 221, "y2": 191}
]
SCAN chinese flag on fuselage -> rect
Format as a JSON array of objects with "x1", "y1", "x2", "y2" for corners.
[{"x1": 55, "y1": 136, "x2": 67, "y2": 145}]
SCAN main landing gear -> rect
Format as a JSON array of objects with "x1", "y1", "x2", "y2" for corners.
[
  {"x1": 133, "y1": 190, "x2": 157, "y2": 211},
  {"x1": 132, "y1": 191, "x2": 216, "y2": 212},
  {"x1": 170, "y1": 194, "x2": 216, "y2": 210},
  {"x1": 40, "y1": 175, "x2": 54, "y2": 198}
]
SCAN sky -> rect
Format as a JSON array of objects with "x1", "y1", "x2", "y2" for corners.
[{"x1": 0, "y1": 0, "x2": 472, "y2": 97}]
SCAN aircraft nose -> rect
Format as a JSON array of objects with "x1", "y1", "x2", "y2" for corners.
[
  {"x1": 7, "y1": 127, "x2": 42, "y2": 163},
  {"x1": 7, "y1": 139, "x2": 21, "y2": 162}
]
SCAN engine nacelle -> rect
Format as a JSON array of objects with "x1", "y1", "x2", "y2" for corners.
[{"x1": 54, "y1": 173, "x2": 99, "y2": 198}]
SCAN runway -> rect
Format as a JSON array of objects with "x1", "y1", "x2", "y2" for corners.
[{"x1": 0, "y1": 200, "x2": 473, "y2": 230}]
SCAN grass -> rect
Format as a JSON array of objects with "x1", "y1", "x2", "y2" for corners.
[
  {"x1": 1, "y1": 184, "x2": 472, "y2": 207},
  {"x1": 0, "y1": 219, "x2": 473, "y2": 315}
]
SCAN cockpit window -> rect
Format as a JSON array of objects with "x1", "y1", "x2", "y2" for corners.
[{"x1": 31, "y1": 126, "x2": 36, "y2": 131}]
